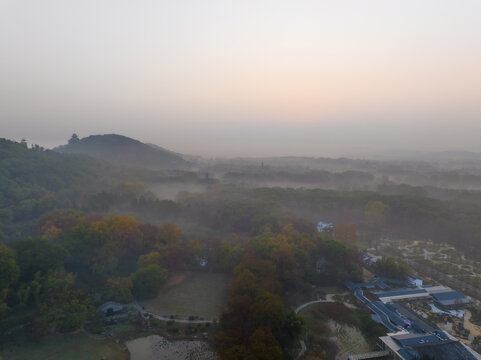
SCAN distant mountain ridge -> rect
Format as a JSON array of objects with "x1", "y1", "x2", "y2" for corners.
[{"x1": 55, "y1": 134, "x2": 191, "y2": 170}]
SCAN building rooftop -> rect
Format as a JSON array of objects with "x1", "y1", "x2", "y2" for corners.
[
  {"x1": 317, "y1": 221, "x2": 333, "y2": 232},
  {"x1": 391, "y1": 302, "x2": 438, "y2": 333},
  {"x1": 392, "y1": 332, "x2": 446, "y2": 347},
  {"x1": 374, "y1": 301, "x2": 409, "y2": 328},
  {"x1": 345, "y1": 279, "x2": 389, "y2": 291},
  {"x1": 425, "y1": 285, "x2": 451, "y2": 294},
  {"x1": 98, "y1": 301, "x2": 124, "y2": 314},
  {"x1": 411, "y1": 340, "x2": 481, "y2": 360},
  {"x1": 376, "y1": 288, "x2": 429, "y2": 302},
  {"x1": 432, "y1": 290, "x2": 469, "y2": 305},
  {"x1": 380, "y1": 332, "x2": 481, "y2": 360}
]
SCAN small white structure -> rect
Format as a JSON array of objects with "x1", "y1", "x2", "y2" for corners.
[
  {"x1": 362, "y1": 252, "x2": 382, "y2": 266},
  {"x1": 317, "y1": 221, "x2": 333, "y2": 232},
  {"x1": 408, "y1": 275, "x2": 423, "y2": 287}
]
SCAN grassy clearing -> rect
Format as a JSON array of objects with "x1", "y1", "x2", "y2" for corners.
[
  {"x1": 0, "y1": 331, "x2": 128, "y2": 360},
  {"x1": 140, "y1": 272, "x2": 230, "y2": 319}
]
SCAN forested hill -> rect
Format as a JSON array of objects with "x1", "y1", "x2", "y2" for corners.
[
  {"x1": 0, "y1": 138, "x2": 110, "y2": 237},
  {"x1": 55, "y1": 134, "x2": 191, "y2": 170}
]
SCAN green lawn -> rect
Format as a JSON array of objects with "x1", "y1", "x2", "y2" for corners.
[
  {"x1": 140, "y1": 272, "x2": 230, "y2": 319},
  {"x1": 0, "y1": 331, "x2": 128, "y2": 360}
]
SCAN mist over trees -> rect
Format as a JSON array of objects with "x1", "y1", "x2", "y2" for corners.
[{"x1": 3, "y1": 134, "x2": 481, "y2": 358}]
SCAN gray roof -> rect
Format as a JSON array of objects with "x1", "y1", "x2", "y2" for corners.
[
  {"x1": 411, "y1": 340, "x2": 479, "y2": 360},
  {"x1": 392, "y1": 333, "x2": 443, "y2": 347},
  {"x1": 376, "y1": 288, "x2": 428, "y2": 298},
  {"x1": 98, "y1": 301, "x2": 124, "y2": 314},
  {"x1": 384, "y1": 332, "x2": 481, "y2": 360},
  {"x1": 374, "y1": 301, "x2": 408, "y2": 328},
  {"x1": 432, "y1": 291, "x2": 469, "y2": 306}
]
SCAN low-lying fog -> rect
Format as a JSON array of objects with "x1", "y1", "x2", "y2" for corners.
[{"x1": 147, "y1": 183, "x2": 208, "y2": 201}]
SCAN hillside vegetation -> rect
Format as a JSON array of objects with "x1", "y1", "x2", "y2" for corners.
[
  {"x1": 0, "y1": 139, "x2": 110, "y2": 237},
  {"x1": 55, "y1": 134, "x2": 191, "y2": 170}
]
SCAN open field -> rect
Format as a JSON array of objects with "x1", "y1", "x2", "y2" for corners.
[
  {"x1": 140, "y1": 272, "x2": 230, "y2": 319},
  {"x1": 0, "y1": 331, "x2": 128, "y2": 360}
]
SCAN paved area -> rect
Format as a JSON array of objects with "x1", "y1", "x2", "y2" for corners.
[{"x1": 354, "y1": 288, "x2": 399, "y2": 332}]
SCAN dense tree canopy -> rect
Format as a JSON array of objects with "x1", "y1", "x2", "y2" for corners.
[
  {"x1": 0, "y1": 215, "x2": 181, "y2": 335},
  {"x1": 374, "y1": 256, "x2": 409, "y2": 280},
  {"x1": 0, "y1": 138, "x2": 108, "y2": 237},
  {"x1": 131, "y1": 264, "x2": 168, "y2": 300},
  {"x1": 215, "y1": 220, "x2": 359, "y2": 359},
  {"x1": 3, "y1": 137, "x2": 481, "y2": 357}
]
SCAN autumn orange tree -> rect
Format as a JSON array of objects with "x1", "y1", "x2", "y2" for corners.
[{"x1": 217, "y1": 222, "x2": 316, "y2": 359}]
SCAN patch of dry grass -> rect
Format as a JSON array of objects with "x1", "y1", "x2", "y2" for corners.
[{"x1": 140, "y1": 272, "x2": 230, "y2": 319}]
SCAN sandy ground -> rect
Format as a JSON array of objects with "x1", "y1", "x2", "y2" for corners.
[
  {"x1": 464, "y1": 310, "x2": 481, "y2": 339},
  {"x1": 126, "y1": 335, "x2": 215, "y2": 360}
]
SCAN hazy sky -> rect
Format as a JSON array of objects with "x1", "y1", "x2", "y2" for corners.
[{"x1": 1, "y1": 0, "x2": 481, "y2": 157}]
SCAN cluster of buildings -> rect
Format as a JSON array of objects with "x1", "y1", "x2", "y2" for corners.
[
  {"x1": 346, "y1": 276, "x2": 480, "y2": 360},
  {"x1": 375, "y1": 285, "x2": 470, "y2": 310},
  {"x1": 379, "y1": 330, "x2": 481, "y2": 360}
]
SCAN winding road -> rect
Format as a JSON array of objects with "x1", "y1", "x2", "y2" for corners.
[
  {"x1": 132, "y1": 293, "x2": 352, "y2": 360},
  {"x1": 294, "y1": 293, "x2": 348, "y2": 359}
]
